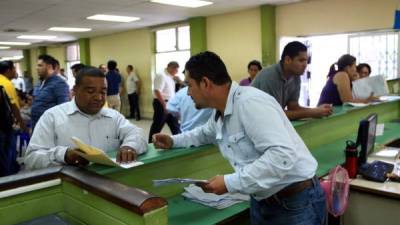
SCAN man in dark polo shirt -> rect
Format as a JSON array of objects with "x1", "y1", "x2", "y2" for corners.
[
  {"x1": 252, "y1": 41, "x2": 332, "y2": 120},
  {"x1": 31, "y1": 54, "x2": 69, "y2": 129}
]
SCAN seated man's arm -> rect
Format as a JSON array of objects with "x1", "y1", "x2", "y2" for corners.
[
  {"x1": 117, "y1": 114, "x2": 147, "y2": 155},
  {"x1": 285, "y1": 101, "x2": 332, "y2": 120},
  {"x1": 24, "y1": 112, "x2": 68, "y2": 170},
  {"x1": 166, "y1": 89, "x2": 184, "y2": 118}
]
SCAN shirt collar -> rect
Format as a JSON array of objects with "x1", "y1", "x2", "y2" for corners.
[
  {"x1": 66, "y1": 99, "x2": 113, "y2": 118},
  {"x1": 214, "y1": 82, "x2": 239, "y2": 121}
]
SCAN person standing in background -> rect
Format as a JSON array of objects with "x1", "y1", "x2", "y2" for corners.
[
  {"x1": 105, "y1": 60, "x2": 122, "y2": 112},
  {"x1": 31, "y1": 54, "x2": 69, "y2": 129},
  {"x1": 126, "y1": 65, "x2": 141, "y2": 120},
  {"x1": 148, "y1": 61, "x2": 181, "y2": 142},
  {"x1": 23, "y1": 71, "x2": 33, "y2": 94}
]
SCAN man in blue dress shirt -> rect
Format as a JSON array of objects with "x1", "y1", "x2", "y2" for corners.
[
  {"x1": 31, "y1": 54, "x2": 69, "y2": 129},
  {"x1": 153, "y1": 51, "x2": 326, "y2": 225}
]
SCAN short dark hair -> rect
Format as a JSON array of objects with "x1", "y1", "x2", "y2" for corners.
[
  {"x1": 280, "y1": 41, "x2": 307, "y2": 62},
  {"x1": 185, "y1": 51, "x2": 231, "y2": 85},
  {"x1": 54, "y1": 59, "x2": 60, "y2": 66},
  {"x1": 107, "y1": 60, "x2": 117, "y2": 70},
  {"x1": 70, "y1": 63, "x2": 85, "y2": 72},
  {"x1": 38, "y1": 54, "x2": 57, "y2": 70},
  {"x1": 357, "y1": 63, "x2": 371, "y2": 75},
  {"x1": 167, "y1": 61, "x2": 179, "y2": 69},
  {"x1": 75, "y1": 67, "x2": 106, "y2": 86},
  {"x1": 0, "y1": 60, "x2": 14, "y2": 74},
  {"x1": 127, "y1": 65, "x2": 133, "y2": 70},
  {"x1": 247, "y1": 60, "x2": 262, "y2": 70}
]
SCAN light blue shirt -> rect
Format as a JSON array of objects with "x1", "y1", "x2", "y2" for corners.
[
  {"x1": 172, "y1": 82, "x2": 317, "y2": 200},
  {"x1": 25, "y1": 100, "x2": 147, "y2": 170},
  {"x1": 167, "y1": 87, "x2": 213, "y2": 132}
]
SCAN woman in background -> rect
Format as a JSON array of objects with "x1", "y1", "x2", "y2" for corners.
[
  {"x1": 357, "y1": 63, "x2": 371, "y2": 78},
  {"x1": 318, "y1": 54, "x2": 375, "y2": 106},
  {"x1": 239, "y1": 60, "x2": 262, "y2": 86}
]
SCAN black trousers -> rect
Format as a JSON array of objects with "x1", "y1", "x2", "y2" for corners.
[
  {"x1": 149, "y1": 99, "x2": 181, "y2": 142},
  {"x1": 128, "y1": 92, "x2": 141, "y2": 120}
]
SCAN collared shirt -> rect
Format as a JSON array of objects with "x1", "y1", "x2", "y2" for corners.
[
  {"x1": 24, "y1": 100, "x2": 147, "y2": 170},
  {"x1": 0, "y1": 74, "x2": 19, "y2": 108},
  {"x1": 106, "y1": 70, "x2": 122, "y2": 96},
  {"x1": 31, "y1": 74, "x2": 69, "y2": 128},
  {"x1": 167, "y1": 87, "x2": 213, "y2": 132},
  {"x1": 11, "y1": 76, "x2": 26, "y2": 93},
  {"x1": 251, "y1": 63, "x2": 300, "y2": 108},
  {"x1": 126, "y1": 72, "x2": 139, "y2": 95},
  {"x1": 153, "y1": 69, "x2": 175, "y2": 100},
  {"x1": 172, "y1": 82, "x2": 317, "y2": 200}
]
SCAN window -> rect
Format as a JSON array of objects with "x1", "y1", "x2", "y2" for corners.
[
  {"x1": 349, "y1": 32, "x2": 398, "y2": 80},
  {"x1": 155, "y1": 25, "x2": 190, "y2": 82},
  {"x1": 65, "y1": 43, "x2": 80, "y2": 88}
]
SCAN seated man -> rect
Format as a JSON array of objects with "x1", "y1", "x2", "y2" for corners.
[
  {"x1": 24, "y1": 67, "x2": 147, "y2": 170},
  {"x1": 252, "y1": 41, "x2": 332, "y2": 120}
]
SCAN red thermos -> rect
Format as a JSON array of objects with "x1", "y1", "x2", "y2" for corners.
[{"x1": 345, "y1": 140, "x2": 358, "y2": 178}]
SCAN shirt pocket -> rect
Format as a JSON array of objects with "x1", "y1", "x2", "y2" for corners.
[
  {"x1": 228, "y1": 132, "x2": 253, "y2": 163},
  {"x1": 105, "y1": 137, "x2": 121, "y2": 152}
]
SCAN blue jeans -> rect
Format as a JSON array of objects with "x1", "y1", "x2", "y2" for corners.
[
  {"x1": 0, "y1": 129, "x2": 19, "y2": 177},
  {"x1": 250, "y1": 177, "x2": 326, "y2": 225}
]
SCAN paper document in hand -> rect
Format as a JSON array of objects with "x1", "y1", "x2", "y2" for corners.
[
  {"x1": 153, "y1": 178, "x2": 208, "y2": 187},
  {"x1": 352, "y1": 75, "x2": 388, "y2": 99},
  {"x1": 71, "y1": 137, "x2": 143, "y2": 169}
]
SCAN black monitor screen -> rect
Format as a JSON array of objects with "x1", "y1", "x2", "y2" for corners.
[{"x1": 357, "y1": 113, "x2": 378, "y2": 165}]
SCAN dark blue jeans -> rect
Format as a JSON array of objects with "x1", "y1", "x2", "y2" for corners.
[
  {"x1": 0, "y1": 129, "x2": 19, "y2": 177},
  {"x1": 250, "y1": 177, "x2": 326, "y2": 225}
]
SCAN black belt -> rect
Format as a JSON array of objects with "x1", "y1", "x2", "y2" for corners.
[{"x1": 265, "y1": 177, "x2": 316, "y2": 203}]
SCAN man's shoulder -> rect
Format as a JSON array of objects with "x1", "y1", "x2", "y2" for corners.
[
  {"x1": 42, "y1": 101, "x2": 71, "y2": 116},
  {"x1": 257, "y1": 63, "x2": 281, "y2": 80}
]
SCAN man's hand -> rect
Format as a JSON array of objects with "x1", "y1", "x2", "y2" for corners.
[
  {"x1": 152, "y1": 133, "x2": 173, "y2": 149},
  {"x1": 117, "y1": 146, "x2": 137, "y2": 163},
  {"x1": 198, "y1": 175, "x2": 228, "y2": 195},
  {"x1": 314, "y1": 104, "x2": 333, "y2": 117},
  {"x1": 65, "y1": 148, "x2": 89, "y2": 167}
]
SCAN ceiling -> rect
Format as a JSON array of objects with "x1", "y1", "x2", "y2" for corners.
[{"x1": 0, "y1": 0, "x2": 302, "y2": 57}]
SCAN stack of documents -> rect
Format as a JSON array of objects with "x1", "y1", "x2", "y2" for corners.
[
  {"x1": 182, "y1": 184, "x2": 249, "y2": 209},
  {"x1": 153, "y1": 178, "x2": 208, "y2": 187}
]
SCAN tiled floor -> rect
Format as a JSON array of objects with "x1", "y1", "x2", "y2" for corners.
[{"x1": 128, "y1": 119, "x2": 172, "y2": 140}]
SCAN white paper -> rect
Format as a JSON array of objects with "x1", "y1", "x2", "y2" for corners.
[
  {"x1": 153, "y1": 178, "x2": 208, "y2": 187},
  {"x1": 352, "y1": 75, "x2": 388, "y2": 99},
  {"x1": 343, "y1": 102, "x2": 369, "y2": 107},
  {"x1": 375, "y1": 124, "x2": 384, "y2": 136}
]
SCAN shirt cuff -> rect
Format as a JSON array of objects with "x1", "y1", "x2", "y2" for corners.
[
  {"x1": 224, "y1": 173, "x2": 241, "y2": 193},
  {"x1": 56, "y1": 146, "x2": 69, "y2": 164},
  {"x1": 171, "y1": 135, "x2": 184, "y2": 148}
]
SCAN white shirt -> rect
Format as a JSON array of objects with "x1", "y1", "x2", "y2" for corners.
[
  {"x1": 172, "y1": 83, "x2": 317, "y2": 200},
  {"x1": 153, "y1": 69, "x2": 175, "y2": 100},
  {"x1": 24, "y1": 100, "x2": 147, "y2": 170},
  {"x1": 11, "y1": 76, "x2": 25, "y2": 92},
  {"x1": 126, "y1": 72, "x2": 139, "y2": 95}
]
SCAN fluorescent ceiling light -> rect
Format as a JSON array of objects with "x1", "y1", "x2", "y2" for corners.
[
  {"x1": 150, "y1": 0, "x2": 213, "y2": 8},
  {"x1": 49, "y1": 27, "x2": 92, "y2": 32},
  {"x1": 87, "y1": 14, "x2": 140, "y2": 22},
  {"x1": 1, "y1": 55, "x2": 23, "y2": 61},
  {"x1": 0, "y1": 41, "x2": 30, "y2": 46},
  {"x1": 0, "y1": 46, "x2": 11, "y2": 50},
  {"x1": 17, "y1": 35, "x2": 56, "y2": 40}
]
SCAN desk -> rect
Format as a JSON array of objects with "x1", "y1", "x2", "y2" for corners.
[
  {"x1": 0, "y1": 167, "x2": 167, "y2": 225},
  {"x1": 2, "y1": 99, "x2": 400, "y2": 225}
]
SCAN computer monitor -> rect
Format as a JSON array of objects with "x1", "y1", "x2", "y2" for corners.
[{"x1": 356, "y1": 113, "x2": 378, "y2": 165}]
